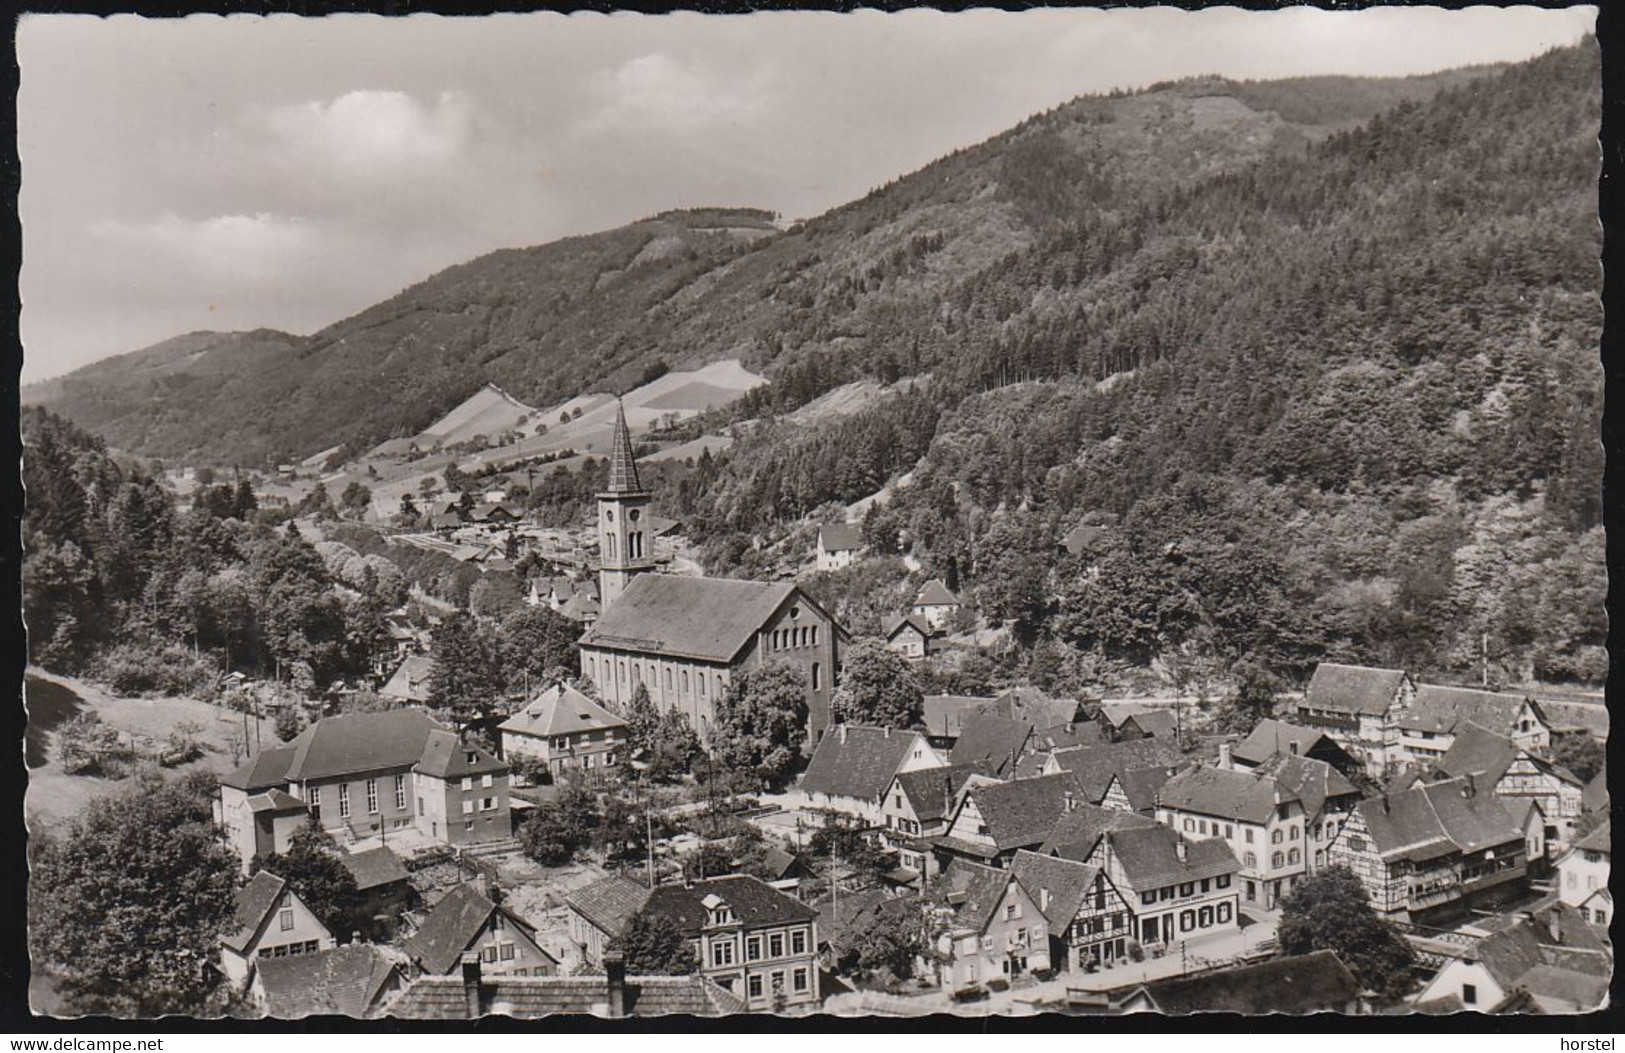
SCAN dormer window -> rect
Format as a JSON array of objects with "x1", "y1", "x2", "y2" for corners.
[
  {"x1": 466, "y1": 751, "x2": 477, "y2": 765},
  {"x1": 701, "y1": 892, "x2": 733, "y2": 926}
]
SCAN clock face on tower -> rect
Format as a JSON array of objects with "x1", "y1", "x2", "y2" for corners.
[{"x1": 629, "y1": 509, "x2": 641, "y2": 522}]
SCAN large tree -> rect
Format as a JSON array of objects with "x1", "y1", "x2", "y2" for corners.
[
  {"x1": 711, "y1": 663, "x2": 808, "y2": 791},
  {"x1": 609, "y1": 911, "x2": 698, "y2": 976},
  {"x1": 30, "y1": 772, "x2": 240, "y2": 1015},
  {"x1": 1277, "y1": 866, "x2": 1418, "y2": 1003},
  {"x1": 254, "y1": 819, "x2": 359, "y2": 934},
  {"x1": 499, "y1": 604, "x2": 582, "y2": 694},
  {"x1": 831, "y1": 639, "x2": 924, "y2": 729},
  {"x1": 429, "y1": 610, "x2": 506, "y2": 727},
  {"x1": 831, "y1": 896, "x2": 924, "y2": 981}
]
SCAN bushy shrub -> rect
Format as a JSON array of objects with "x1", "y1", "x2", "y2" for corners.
[{"x1": 96, "y1": 642, "x2": 218, "y2": 700}]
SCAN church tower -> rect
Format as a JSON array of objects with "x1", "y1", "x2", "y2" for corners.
[{"x1": 597, "y1": 401, "x2": 654, "y2": 609}]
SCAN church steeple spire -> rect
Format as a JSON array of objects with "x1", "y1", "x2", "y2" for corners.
[{"x1": 605, "y1": 400, "x2": 647, "y2": 496}]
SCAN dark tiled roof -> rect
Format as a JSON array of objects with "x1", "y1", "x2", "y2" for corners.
[
  {"x1": 892, "y1": 763, "x2": 990, "y2": 824},
  {"x1": 1121, "y1": 710, "x2": 1177, "y2": 739},
  {"x1": 949, "y1": 713, "x2": 1033, "y2": 777},
  {"x1": 499, "y1": 683, "x2": 626, "y2": 739},
  {"x1": 1117, "y1": 765, "x2": 1181, "y2": 813},
  {"x1": 882, "y1": 614, "x2": 931, "y2": 641},
  {"x1": 1433, "y1": 722, "x2": 1521, "y2": 783},
  {"x1": 341, "y1": 847, "x2": 410, "y2": 892},
  {"x1": 1136, "y1": 950, "x2": 1357, "y2": 1014},
  {"x1": 961, "y1": 772, "x2": 1087, "y2": 852},
  {"x1": 386, "y1": 974, "x2": 744, "y2": 1018},
  {"x1": 1356, "y1": 775, "x2": 1522, "y2": 859},
  {"x1": 818, "y1": 523, "x2": 862, "y2": 552},
  {"x1": 1040, "y1": 803, "x2": 1158, "y2": 861},
  {"x1": 406, "y1": 884, "x2": 540, "y2": 976},
  {"x1": 1030, "y1": 721, "x2": 1108, "y2": 751},
  {"x1": 984, "y1": 691, "x2": 1082, "y2": 730},
  {"x1": 1106, "y1": 826, "x2": 1240, "y2": 890},
  {"x1": 813, "y1": 888, "x2": 887, "y2": 947},
  {"x1": 221, "y1": 747, "x2": 298, "y2": 792},
  {"x1": 285, "y1": 709, "x2": 445, "y2": 782},
  {"x1": 1046, "y1": 738, "x2": 1187, "y2": 799},
  {"x1": 565, "y1": 875, "x2": 653, "y2": 937},
  {"x1": 1401, "y1": 685, "x2": 1540, "y2": 736},
  {"x1": 223, "y1": 871, "x2": 288, "y2": 954},
  {"x1": 380, "y1": 655, "x2": 435, "y2": 701},
  {"x1": 1573, "y1": 818, "x2": 1611, "y2": 854},
  {"x1": 1008, "y1": 850, "x2": 1098, "y2": 937},
  {"x1": 1304, "y1": 663, "x2": 1408, "y2": 717},
  {"x1": 800, "y1": 725, "x2": 927, "y2": 801},
  {"x1": 921, "y1": 695, "x2": 995, "y2": 739},
  {"x1": 642, "y1": 875, "x2": 818, "y2": 936},
  {"x1": 1233, "y1": 719, "x2": 1339, "y2": 766},
  {"x1": 255, "y1": 943, "x2": 401, "y2": 1019},
  {"x1": 603, "y1": 402, "x2": 647, "y2": 496},
  {"x1": 247, "y1": 788, "x2": 307, "y2": 814},
  {"x1": 941, "y1": 860, "x2": 1015, "y2": 933},
  {"x1": 1253, "y1": 753, "x2": 1358, "y2": 820},
  {"x1": 414, "y1": 729, "x2": 509, "y2": 780},
  {"x1": 913, "y1": 579, "x2": 960, "y2": 607},
  {"x1": 1519, "y1": 964, "x2": 1610, "y2": 1012},
  {"x1": 1156, "y1": 764, "x2": 1296, "y2": 824},
  {"x1": 582, "y1": 575, "x2": 801, "y2": 663}
]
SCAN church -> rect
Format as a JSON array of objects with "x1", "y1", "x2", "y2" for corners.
[{"x1": 578, "y1": 405, "x2": 845, "y2": 747}]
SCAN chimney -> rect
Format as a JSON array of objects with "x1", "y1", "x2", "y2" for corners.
[
  {"x1": 1175, "y1": 839, "x2": 1188, "y2": 863},
  {"x1": 1218, "y1": 743, "x2": 1232, "y2": 770},
  {"x1": 351, "y1": 930, "x2": 364, "y2": 945},
  {"x1": 1063, "y1": 790, "x2": 1076, "y2": 814},
  {"x1": 1546, "y1": 909, "x2": 1563, "y2": 945},
  {"x1": 1462, "y1": 774, "x2": 1476, "y2": 799},
  {"x1": 604, "y1": 951, "x2": 628, "y2": 1018},
  {"x1": 839, "y1": 725, "x2": 848, "y2": 744},
  {"x1": 1379, "y1": 794, "x2": 1390, "y2": 814},
  {"x1": 459, "y1": 952, "x2": 483, "y2": 1019},
  {"x1": 1040, "y1": 887, "x2": 1051, "y2": 912}
]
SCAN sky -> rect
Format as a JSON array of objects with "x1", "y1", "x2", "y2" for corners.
[{"x1": 17, "y1": 6, "x2": 1597, "y2": 383}]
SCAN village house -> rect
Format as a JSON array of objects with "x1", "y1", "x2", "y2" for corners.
[
  {"x1": 630, "y1": 876, "x2": 822, "y2": 1012},
  {"x1": 1414, "y1": 902, "x2": 1611, "y2": 1014},
  {"x1": 938, "y1": 860, "x2": 1052, "y2": 989},
  {"x1": 406, "y1": 883, "x2": 558, "y2": 978},
  {"x1": 579, "y1": 404, "x2": 844, "y2": 745},
  {"x1": 1394, "y1": 684, "x2": 1552, "y2": 765},
  {"x1": 1231, "y1": 719, "x2": 1361, "y2": 780},
  {"x1": 1428, "y1": 721, "x2": 1584, "y2": 849},
  {"x1": 220, "y1": 872, "x2": 336, "y2": 988},
  {"x1": 379, "y1": 654, "x2": 434, "y2": 703},
  {"x1": 948, "y1": 712, "x2": 1035, "y2": 778},
  {"x1": 1034, "y1": 738, "x2": 1187, "y2": 808},
  {"x1": 1057, "y1": 822, "x2": 1243, "y2": 952},
  {"x1": 498, "y1": 682, "x2": 627, "y2": 777},
  {"x1": 1556, "y1": 819, "x2": 1611, "y2": 927},
  {"x1": 567, "y1": 874, "x2": 654, "y2": 969},
  {"x1": 794, "y1": 723, "x2": 946, "y2": 826},
  {"x1": 1155, "y1": 762, "x2": 1310, "y2": 909},
  {"x1": 1119, "y1": 950, "x2": 1363, "y2": 1015},
  {"x1": 933, "y1": 772, "x2": 1088, "y2": 870},
  {"x1": 1293, "y1": 663, "x2": 1416, "y2": 779},
  {"x1": 1008, "y1": 849, "x2": 1135, "y2": 973},
  {"x1": 920, "y1": 694, "x2": 995, "y2": 748},
  {"x1": 1327, "y1": 774, "x2": 1527, "y2": 924},
  {"x1": 1246, "y1": 750, "x2": 1361, "y2": 873},
  {"x1": 882, "y1": 614, "x2": 932, "y2": 660},
  {"x1": 879, "y1": 763, "x2": 990, "y2": 882},
  {"x1": 815, "y1": 522, "x2": 862, "y2": 572},
  {"x1": 387, "y1": 950, "x2": 745, "y2": 1019},
  {"x1": 910, "y1": 579, "x2": 962, "y2": 632},
  {"x1": 338, "y1": 846, "x2": 412, "y2": 941},
  {"x1": 216, "y1": 710, "x2": 514, "y2": 862},
  {"x1": 251, "y1": 943, "x2": 405, "y2": 1019}
]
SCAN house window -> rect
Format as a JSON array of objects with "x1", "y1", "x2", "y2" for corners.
[
  {"x1": 1200, "y1": 879, "x2": 1210, "y2": 893},
  {"x1": 499, "y1": 943, "x2": 515, "y2": 961},
  {"x1": 482, "y1": 797, "x2": 497, "y2": 811},
  {"x1": 1183, "y1": 818, "x2": 1195, "y2": 833},
  {"x1": 1271, "y1": 830, "x2": 1283, "y2": 845},
  {"x1": 712, "y1": 941, "x2": 735, "y2": 967},
  {"x1": 338, "y1": 784, "x2": 351, "y2": 819},
  {"x1": 769, "y1": 933, "x2": 784, "y2": 958},
  {"x1": 1199, "y1": 906, "x2": 1214, "y2": 928},
  {"x1": 747, "y1": 976, "x2": 763, "y2": 1000},
  {"x1": 464, "y1": 820, "x2": 474, "y2": 832},
  {"x1": 366, "y1": 779, "x2": 379, "y2": 815},
  {"x1": 1159, "y1": 887, "x2": 1174, "y2": 902},
  {"x1": 1288, "y1": 848, "x2": 1301, "y2": 866},
  {"x1": 811, "y1": 626, "x2": 819, "y2": 646},
  {"x1": 811, "y1": 663, "x2": 821, "y2": 691},
  {"x1": 1004, "y1": 903, "x2": 1019, "y2": 920},
  {"x1": 791, "y1": 929, "x2": 807, "y2": 956},
  {"x1": 1245, "y1": 829, "x2": 1255, "y2": 844},
  {"x1": 1217, "y1": 875, "x2": 1230, "y2": 889},
  {"x1": 1179, "y1": 883, "x2": 1194, "y2": 897},
  {"x1": 482, "y1": 774, "x2": 493, "y2": 788},
  {"x1": 1141, "y1": 891, "x2": 1157, "y2": 906},
  {"x1": 746, "y1": 936, "x2": 762, "y2": 961},
  {"x1": 482, "y1": 946, "x2": 498, "y2": 964},
  {"x1": 462, "y1": 777, "x2": 473, "y2": 792},
  {"x1": 463, "y1": 800, "x2": 475, "y2": 815},
  {"x1": 792, "y1": 968, "x2": 809, "y2": 993},
  {"x1": 279, "y1": 908, "x2": 295, "y2": 932},
  {"x1": 1272, "y1": 852, "x2": 1284, "y2": 869},
  {"x1": 310, "y1": 787, "x2": 321, "y2": 821},
  {"x1": 1462, "y1": 984, "x2": 1477, "y2": 1006},
  {"x1": 395, "y1": 775, "x2": 406, "y2": 811},
  {"x1": 1179, "y1": 910, "x2": 1195, "y2": 932},
  {"x1": 417, "y1": 797, "x2": 424, "y2": 816},
  {"x1": 1244, "y1": 852, "x2": 1257, "y2": 868},
  {"x1": 1217, "y1": 902, "x2": 1232, "y2": 924},
  {"x1": 683, "y1": 670, "x2": 690, "y2": 694},
  {"x1": 1224, "y1": 824, "x2": 1233, "y2": 838}
]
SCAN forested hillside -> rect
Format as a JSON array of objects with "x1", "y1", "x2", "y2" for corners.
[{"x1": 27, "y1": 68, "x2": 1496, "y2": 466}]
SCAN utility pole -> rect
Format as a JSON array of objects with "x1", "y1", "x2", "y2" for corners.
[
  {"x1": 1481, "y1": 632, "x2": 1490, "y2": 688},
  {"x1": 646, "y1": 810, "x2": 655, "y2": 890}
]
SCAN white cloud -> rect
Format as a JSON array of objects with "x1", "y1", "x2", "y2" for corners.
[
  {"x1": 89, "y1": 211, "x2": 322, "y2": 287},
  {"x1": 263, "y1": 89, "x2": 475, "y2": 177},
  {"x1": 583, "y1": 53, "x2": 768, "y2": 134}
]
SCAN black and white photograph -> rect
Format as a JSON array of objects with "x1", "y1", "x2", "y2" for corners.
[{"x1": 14, "y1": 3, "x2": 1610, "y2": 1023}]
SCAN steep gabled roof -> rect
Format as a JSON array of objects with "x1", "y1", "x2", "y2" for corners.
[
  {"x1": 948, "y1": 713, "x2": 1032, "y2": 777},
  {"x1": 892, "y1": 763, "x2": 990, "y2": 825},
  {"x1": 882, "y1": 613, "x2": 932, "y2": 642},
  {"x1": 1030, "y1": 721, "x2": 1108, "y2": 751},
  {"x1": 1253, "y1": 753, "x2": 1359, "y2": 820},
  {"x1": 1572, "y1": 818, "x2": 1611, "y2": 855},
  {"x1": 1105, "y1": 826, "x2": 1240, "y2": 890},
  {"x1": 1433, "y1": 721, "x2": 1523, "y2": 784},
  {"x1": 1121, "y1": 710, "x2": 1177, "y2": 739},
  {"x1": 960, "y1": 772, "x2": 1087, "y2": 852},
  {"x1": 284, "y1": 709, "x2": 445, "y2": 782},
  {"x1": 1040, "y1": 804, "x2": 1158, "y2": 862},
  {"x1": 603, "y1": 401, "x2": 646, "y2": 496},
  {"x1": 222, "y1": 871, "x2": 291, "y2": 955},
  {"x1": 1304, "y1": 663, "x2": 1408, "y2": 717},
  {"x1": 1134, "y1": 950, "x2": 1358, "y2": 1015},
  {"x1": 1117, "y1": 765, "x2": 1182, "y2": 813},
  {"x1": 1356, "y1": 775, "x2": 1522, "y2": 860},
  {"x1": 498, "y1": 683, "x2": 626, "y2": 740},
  {"x1": 921, "y1": 694, "x2": 995, "y2": 739},
  {"x1": 983, "y1": 690, "x2": 1081, "y2": 730},
  {"x1": 1233, "y1": 719, "x2": 1342, "y2": 767},
  {"x1": 913, "y1": 579, "x2": 960, "y2": 607},
  {"x1": 641, "y1": 875, "x2": 818, "y2": 935},
  {"x1": 581, "y1": 575, "x2": 802, "y2": 663},
  {"x1": 940, "y1": 860, "x2": 1016, "y2": 933},
  {"x1": 1008, "y1": 850, "x2": 1098, "y2": 937},
  {"x1": 800, "y1": 725, "x2": 927, "y2": 802},
  {"x1": 414, "y1": 729, "x2": 508, "y2": 780},
  {"x1": 818, "y1": 523, "x2": 862, "y2": 552},
  {"x1": 255, "y1": 943, "x2": 401, "y2": 1019},
  {"x1": 1047, "y1": 738, "x2": 1187, "y2": 801},
  {"x1": 565, "y1": 874, "x2": 653, "y2": 938},
  {"x1": 221, "y1": 746, "x2": 298, "y2": 792},
  {"x1": 1401, "y1": 685, "x2": 1543, "y2": 736},
  {"x1": 406, "y1": 884, "x2": 544, "y2": 976}
]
